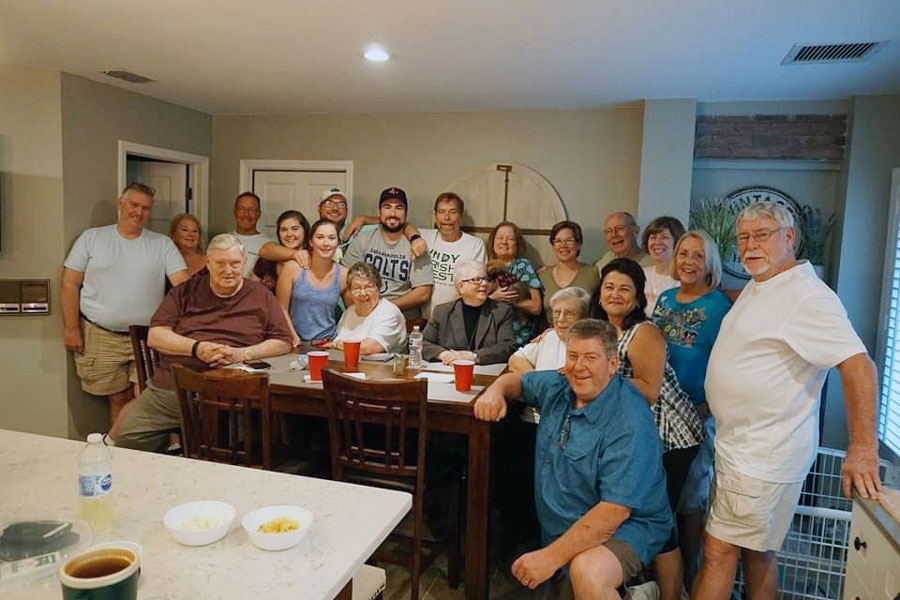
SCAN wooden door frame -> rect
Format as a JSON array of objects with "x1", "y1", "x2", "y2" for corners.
[
  {"x1": 117, "y1": 140, "x2": 211, "y2": 235},
  {"x1": 238, "y1": 159, "x2": 355, "y2": 218}
]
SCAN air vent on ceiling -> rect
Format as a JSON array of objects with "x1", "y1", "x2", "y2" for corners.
[
  {"x1": 782, "y1": 42, "x2": 887, "y2": 65},
  {"x1": 100, "y1": 69, "x2": 155, "y2": 84}
]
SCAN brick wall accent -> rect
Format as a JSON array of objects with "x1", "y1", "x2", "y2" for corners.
[{"x1": 694, "y1": 114, "x2": 847, "y2": 160}]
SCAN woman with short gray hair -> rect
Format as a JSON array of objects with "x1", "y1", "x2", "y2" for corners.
[
  {"x1": 423, "y1": 260, "x2": 516, "y2": 365},
  {"x1": 509, "y1": 286, "x2": 591, "y2": 374},
  {"x1": 329, "y1": 261, "x2": 406, "y2": 355}
]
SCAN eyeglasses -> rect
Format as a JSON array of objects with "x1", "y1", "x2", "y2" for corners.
[
  {"x1": 737, "y1": 227, "x2": 784, "y2": 245},
  {"x1": 551, "y1": 309, "x2": 579, "y2": 319},
  {"x1": 322, "y1": 200, "x2": 347, "y2": 209},
  {"x1": 461, "y1": 276, "x2": 487, "y2": 285},
  {"x1": 552, "y1": 238, "x2": 578, "y2": 247},
  {"x1": 350, "y1": 284, "x2": 378, "y2": 294},
  {"x1": 236, "y1": 208, "x2": 259, "y2": 214},
  {"x1": 604, "y1": 225, "x2": 629, "y2": 235}
]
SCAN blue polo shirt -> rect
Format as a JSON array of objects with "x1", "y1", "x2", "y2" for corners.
[{"x1": 520, "y1": 370, "x2": 673, "y2": 567}]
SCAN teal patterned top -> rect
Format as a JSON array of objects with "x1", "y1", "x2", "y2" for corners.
[{"x1": 508, "y1": 258, "x2": 543, "y2": 348}]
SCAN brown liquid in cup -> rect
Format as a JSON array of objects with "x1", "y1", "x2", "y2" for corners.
[{"x1": 67, "y1": 555, "x2": 132, "y2": 579}]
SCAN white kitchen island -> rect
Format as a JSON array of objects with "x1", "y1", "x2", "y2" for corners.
[{"x1": 0, "y1": 428, "x2": 411, "y2": 600}]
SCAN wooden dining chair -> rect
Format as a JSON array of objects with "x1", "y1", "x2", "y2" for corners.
[
  {"x1": 173, "y1": 365, "x2": 272, "y2": 470},
  {"x1": 129, "y1": 325, "x2": 159, "y2": 393},
  {"x1": 321, "y1": 370, "x2": 460, "y2": 600}
]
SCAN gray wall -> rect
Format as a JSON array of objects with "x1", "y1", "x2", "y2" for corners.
[
  {"x1": 209, "y1": 107, "x2": 645, "y2": 259},
  {"x1": 637, "y1": 99, "x2": 697, "y2": 230},
  {"x1": 59, "y1": 73, "x2": 212, "y2": 437},
  {"x1": 826, "y1": 95, "x2": 900, "y2": 452},
  {"x1": 0, "y1": 65, "x2": 68, "y2": 436}
]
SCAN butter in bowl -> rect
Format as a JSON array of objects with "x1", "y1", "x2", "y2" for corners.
[{"x1": 163, "y1": 500, "x2": 236, "y2": 546}]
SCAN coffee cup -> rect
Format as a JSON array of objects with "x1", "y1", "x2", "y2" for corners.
[
  {"x1": 307, "y1": 351, "x2": 329, "y2": 382},
  {"x1": 59, "y1": 547, "x2": 139, "y2": 600}
]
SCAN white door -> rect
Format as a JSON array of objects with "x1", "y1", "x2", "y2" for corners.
[
  {"x1": 252, "y1": 170, "x2": 350, "y2": 239},
  {"x1": 127, "y1": 159, "x2": 189, "y2": 234}
]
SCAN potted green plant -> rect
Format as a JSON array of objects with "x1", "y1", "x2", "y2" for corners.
[
  {"x1": 689, "y1": 197, "x2": 738, "y2": 263},
  {"x1": 797, "y1": 205, "x2": 836, "y2": 279}
]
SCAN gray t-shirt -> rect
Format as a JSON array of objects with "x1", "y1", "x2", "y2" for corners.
[
  {"x1": 63, "y1": 225, "x2": 187, "y2": 331},
  {"x1": 342, "y1": 227, "x2": 433, "y2": 319},
  {"x1": 232, "y1": 232, "x2": 273, "y2": 277}
]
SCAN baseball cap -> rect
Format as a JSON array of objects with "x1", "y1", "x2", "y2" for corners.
[
  {"x1": 379, "y1": 187, "x2": 408, "y2": 209},
  {"x1": 320, "y1": 187, "x2": 347, "y2": 204}
]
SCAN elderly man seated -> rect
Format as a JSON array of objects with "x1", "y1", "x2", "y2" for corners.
[
  {"x1": 510, "y1": 286, "x2": 591, "y2": 374},
  {"x1": 330, "y1": 262, "x2": 407, "y2": 354},
  {"x1": 422, "y1": 259, "x2": 516, "y2": 365},
  {"x1": 476, "y1": 319, "x2": 673, "y2": 599},
  {"x1": 116, "y1": 234, "x2": 293, "y2": 453}
]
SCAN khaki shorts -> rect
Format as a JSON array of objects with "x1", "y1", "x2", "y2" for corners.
[
  {"x1": 551, "y1": 538, "x2": 643, "y2": 599},
  {"x1": 706, "y1": 464, "x2": 804, "y2": 552},
  {"x1": 73, "y1": 319, "x2": 137, "y2": 396}
]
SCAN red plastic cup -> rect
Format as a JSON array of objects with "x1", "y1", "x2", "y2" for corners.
[
  {"x1": 307, "y1": 351, "x2": 329, "y2": 382},
  {"x1": 453, "y1": 360, "x2": 475, "y2": 392},
  {"x1": 343, "y1": 340, "x2": 361, "y2": 371}
]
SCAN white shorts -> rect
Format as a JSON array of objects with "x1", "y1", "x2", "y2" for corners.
[{"x1": 706, "y1": 463, "x2": 803, "y2": 552}]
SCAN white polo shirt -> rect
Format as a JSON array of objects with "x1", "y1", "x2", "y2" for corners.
[{"x1": 705, "y1": 262, "x2": 866, "y2": 483}]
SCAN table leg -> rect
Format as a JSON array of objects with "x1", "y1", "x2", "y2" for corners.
[{"x1": 465, "y1": 419, "x2": 492, "y2": 600}]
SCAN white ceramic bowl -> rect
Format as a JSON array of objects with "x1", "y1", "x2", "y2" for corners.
[
  {"x1": 163, "y1": 500, "x2": 236, "y2": 546},
  {"x1": 242, "y1": 505, "x2": 313, "y2": 551}
]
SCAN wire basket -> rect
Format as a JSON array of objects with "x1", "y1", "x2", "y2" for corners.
[{"x1": 732, "y1": 447, "x2": 899, "y2": 599}]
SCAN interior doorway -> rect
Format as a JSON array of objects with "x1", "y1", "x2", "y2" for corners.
[
  {"x1": 239, "y1": 160, "x2": 353, "y2": 239},
  {"x1": 117, "y1": 141, "x2": 210, "y2": 236}
]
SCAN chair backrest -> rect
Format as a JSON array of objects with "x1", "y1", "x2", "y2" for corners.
[
  {"x1": 321, "y1": 369, "x2": 428, "y2": 487},
  {"x1": 173, "y1": 364, "x2": 272, "y2": 470},
  {"x1": 406, "y1": 318, "x2": 427, "y2": 334},
  {"x1": 129, "y1": 325, "x2": 159, "y2": 393}
]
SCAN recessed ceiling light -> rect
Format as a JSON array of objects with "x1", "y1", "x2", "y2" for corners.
[{"x1": 363, "y1": 46, "x2": 390, "y2": 62}]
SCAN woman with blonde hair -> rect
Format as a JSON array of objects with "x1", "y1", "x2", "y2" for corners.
[
  {"x1": 169, "y1": 213, "x2": 206, "y2": 275},
  {"x1": 651, "y1": 229, "x2": 732, "y2": 588}
]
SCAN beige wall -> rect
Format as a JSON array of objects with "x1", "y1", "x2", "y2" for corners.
[
  {"x1": 210, "y1": 107, "x2": 644, "y2": 260},
  {"x1": 59, "y1": 73, "x2": 212, "y2": 437},
  {"x1": 0, "y1": 65, "x2": 68, "y2": 436}
]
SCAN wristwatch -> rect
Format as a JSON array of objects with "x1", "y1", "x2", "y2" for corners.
[{"x1": 409, "y1": 233, "x2": 422, "y2": 242}]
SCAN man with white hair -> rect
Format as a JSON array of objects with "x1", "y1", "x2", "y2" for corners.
[
  {"x1": 693, "y1": 202, "x2": 882, "y2": 600},
  {"x1": 421, "y1": 259, "x2": 515, "y2": 365},
  {"x1": 61, "y1": 182, "x2": 190, "y2": 439},
  {"x1": 115, "y1": 233, "x2": 293, "y2": 453}
]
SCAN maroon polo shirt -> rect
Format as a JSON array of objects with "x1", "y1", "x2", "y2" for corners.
[{"x1": 149, "y1": 272, "x2": 292, "y2": 390}]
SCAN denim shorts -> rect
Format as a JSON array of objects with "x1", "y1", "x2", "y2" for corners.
[{"x1": 677, "y1": 417, "x2": 716, "y2": 515}]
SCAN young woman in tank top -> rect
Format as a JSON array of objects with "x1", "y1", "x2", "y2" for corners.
[{"x1": 276, "y1": 219, "x2": 347, "y2": 346}]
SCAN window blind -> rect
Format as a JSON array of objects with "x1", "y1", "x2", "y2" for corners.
[{"x1": 879, "y1": 216, "x2": 900, "y2": 456}]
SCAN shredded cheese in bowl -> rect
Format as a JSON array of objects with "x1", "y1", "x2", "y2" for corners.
[
  {"x1": 257, "y1": 516, "x2": 301, "y2": 534},
  {"x1": 180, "y1": 516, "x2": 225, "y2": 531}
]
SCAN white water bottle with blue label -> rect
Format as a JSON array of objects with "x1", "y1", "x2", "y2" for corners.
[
  {"x1": 408, "y1": 325, "x2": 423, "y2": 368},
  {"x1": 78, "y1": 433, "x2": 113, "y2": 529}
]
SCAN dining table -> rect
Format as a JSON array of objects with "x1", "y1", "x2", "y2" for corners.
[
  {"x1": 0, "y1": 427, "x2": 411, "y2": 600},
  {"x1": 260, "y1": 348, "x2": 503, "y2": 600}
]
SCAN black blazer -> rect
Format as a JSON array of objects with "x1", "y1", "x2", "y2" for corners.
[{"x1": 422, "y1": 298, "x2": 516, "y2": 365}]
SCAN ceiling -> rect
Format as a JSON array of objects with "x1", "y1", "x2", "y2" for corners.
[{"x1": 1, "y1": 0, "x2": 898, "y2": 115}]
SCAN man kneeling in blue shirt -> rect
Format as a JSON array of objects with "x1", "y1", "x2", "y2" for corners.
[{"x1": 475, "y1": 318, "x2": 673, "y2": 599}]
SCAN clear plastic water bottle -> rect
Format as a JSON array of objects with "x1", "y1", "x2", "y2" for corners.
[
  {"x1": 408, "y1": 325, "x2": 423, "y2": 368},
  {"x1": 78, "y1": 433, "x2": 113, "y2": 529}
]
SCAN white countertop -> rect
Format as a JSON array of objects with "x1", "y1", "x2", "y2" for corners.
[{"x1": 0, "y1": 428, "x2": 411, "y2": 600}]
